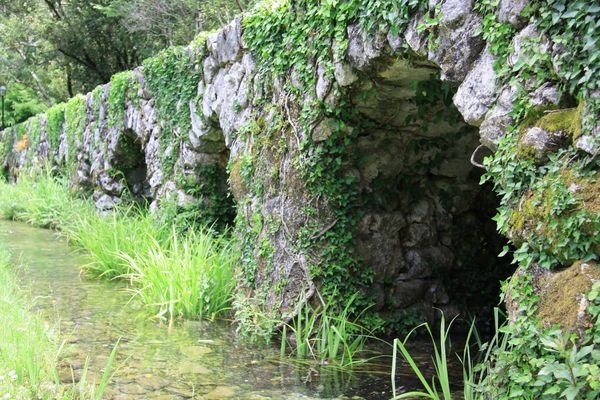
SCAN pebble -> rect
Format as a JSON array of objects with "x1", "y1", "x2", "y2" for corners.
[{"x1": 203, "y1": 385, "x2": 239, "y2": 399}]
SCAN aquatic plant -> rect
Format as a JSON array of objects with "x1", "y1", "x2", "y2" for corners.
[
  {"x1": 280, "y1": 292, "x2": 370, "y2": 368},
  {"x1": 74, "y1": 340, "x2": 120, "y2": 400},
  {"x1": 391, "y1": 313, "x2": 457, "y2": 400},
  {"x1": 390, "y1": 310, "x2": 508, "y2": 400}
]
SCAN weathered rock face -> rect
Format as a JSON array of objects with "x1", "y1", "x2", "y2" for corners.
[
  {"x1": 506, "y1": 261, "x2": 600, "y2": 334},
  {"x1": 1, "y1": 0, "x2": 597, "y2": 331}
]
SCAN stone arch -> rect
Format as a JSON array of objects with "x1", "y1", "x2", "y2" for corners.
[
  {"x1": 112, "y1": 128, "x2": 150, "y2": 204},
  {"x1": 344, "y1": 57, "x2": 514, "y2": 327},
  {"x1": 92, "y1": 125, "x2": 151, "y2": 210},
  {"x1": 170, "y1": 101, "x2": 236, "y2": 231}
]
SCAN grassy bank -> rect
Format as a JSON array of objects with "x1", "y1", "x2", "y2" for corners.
[{"x1": 0, "y1": 176, "x2": 238, "y2": 323}]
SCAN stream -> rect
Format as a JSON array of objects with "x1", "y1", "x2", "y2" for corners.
[{"x1": 0, "y1": 220, "x2": 453, "y2": 399}]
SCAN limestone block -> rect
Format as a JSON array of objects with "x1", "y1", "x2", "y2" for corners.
[{"x1": 454, "y1": 45, "x2": 498, "y2": 126}]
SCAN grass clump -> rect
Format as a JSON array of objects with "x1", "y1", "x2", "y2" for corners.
[
  {"x1": 0, "y1": 247, "x2": 61, "y2": 399},
  {"x1": 280, "y1": 293, "x2": 371, "y2": 369},
  {"x1": 0, "y1": 174, "x2": 93, "y2": 229},
  {"x1": 66, "y1": 207, "x2": 169, "y2": 279},
  {"x1": 119, "y1": 228, "x2": 237, "y2": 323}
]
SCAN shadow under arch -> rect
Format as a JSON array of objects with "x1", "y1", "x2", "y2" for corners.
[{"x1": 346, "y1": 57, "x2": 514, "y2": 333}]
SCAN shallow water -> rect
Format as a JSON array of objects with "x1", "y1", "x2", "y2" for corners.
[{"x1": 0, "y1": 220, "x2": 454, "y2": 399}]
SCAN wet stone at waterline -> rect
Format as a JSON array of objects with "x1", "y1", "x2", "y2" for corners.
[{"x1": 0, "y1": 220, "x2": 451, "y2": 399}]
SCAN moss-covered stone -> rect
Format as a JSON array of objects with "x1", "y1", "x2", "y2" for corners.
[
  {"x1": 537, "y1": 261, "x2": 599, "y2": 332},
  {"x1": 536, "y1": 103, "x2": 583, "y2": 139},
  {"x1": 516, "y1": 104, "x2": 583, "y2": 162}
]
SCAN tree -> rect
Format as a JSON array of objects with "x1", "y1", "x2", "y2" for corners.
[
  {"x1": 0, "y1": 0, "x2": 66, "y2": 104},
  {"x1": 41, "y1": 0, "x2": 150, "y2": 94},
  {"x1": 2, "y1": 83, "x2": 48, "y2": 126},
  {"x1": 96, "y1": 0, "x2": 255, "y2": 47},
  {"x1": 0, "y1": 0, "x2": 255, "y2": 118}
]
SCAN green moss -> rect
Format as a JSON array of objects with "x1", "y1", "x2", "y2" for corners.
[
  {"x1": 45, "y1": 104, "x2": 66, "y2": 152},
  {"x1": 228, "y1": 156, "x2": 246, "y2": 196},
  {"x1": 508, "y1": 191, "x2": 542, "y2": 234},
  {"x1": 107, "y1": 71, "x2": 136, "y2": 127},
  {"x1": 577, "y1": 176, "x2": 600, "y2": 215},
  {"x1": 537, "y1": 261, "x2": 599, "y2": 331},
  {"x1": 536, "y1": 103, "x2": 583, "y2": 139}
]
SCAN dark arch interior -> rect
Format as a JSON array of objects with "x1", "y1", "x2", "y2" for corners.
[
  {"x1": 348, "y1": 58, "x2": 514, "y2": 333},
  {"x1": 173, "y1": 124, "x2": 236, "y2": 233},
  {"x1": 114, "y1": 129, "x2": 151, "y2": 204}
]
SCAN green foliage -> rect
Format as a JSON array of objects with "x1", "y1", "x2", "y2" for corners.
[
  {"x1": 0, "y1": 124, "x2": 18, "y2": 168},
  {"x1": 63, "y1": 95, "x2": 88, "y2": 169},
  {"x1": 476, "y1": 276, "x2": 600, "y2": 399},
  {"x1": 485, "y1": 131, "x2": 600, "y2": 270},
  {"x1": 474, "y1": 1, "x2": 517, "y2": 64},
  {"x1": 107, "y1": 71, "x2": 136, "y2": 127},
  {"x1": 532, "y1": 1, "x2": 599, "y2": 98},
  {"x1": 0, "y1": 84, "x2": 48, "y2": 127},
  {"x1": 474, "y1": 1, "x2": 600, "y2": 394},
  {"x1": 244, "y1": 0, "x2": 425, "y2": 82},
  {"x1": 142, "y1": 45, "x2": 202, "y2": 175},
  {"x1": 45, "y1": 104, "x2": 66, "y2": 151},
  {"x1": 26, "y1": 115, "x2": 42, "y2": 155},
  {"x1": 96, "y1": 0, "x2": 253, "y2": 43}
]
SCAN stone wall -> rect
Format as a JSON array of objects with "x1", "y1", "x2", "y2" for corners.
[{"x1": 0, "y1": 0, "x2": 597, "y2": 331}]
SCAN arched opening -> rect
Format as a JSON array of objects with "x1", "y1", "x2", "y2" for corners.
[
  {"x1": 113, "y1": 128, "x2": 151, "y2": 204},
  {"x1": 172, "y1": 117, "x2": 236, "y2": 233},
  {"x1": 0, "y1": 165, "x2": 9, "y2": 181},
  {"x1": 348, "y1": 58, "x2": 514, "y2": 331}
]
